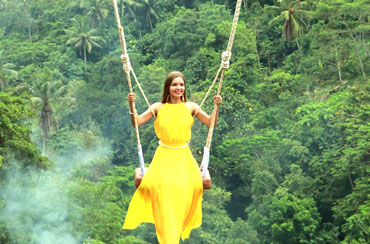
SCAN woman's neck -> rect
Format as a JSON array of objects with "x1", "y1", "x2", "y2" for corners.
[{"x1": 168, "y1": 96, "x2": 182, "y2": 104}]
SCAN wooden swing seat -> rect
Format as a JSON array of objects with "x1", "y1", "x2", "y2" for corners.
[{"x1": 134, "y1": 168, "x2": 212, "y2": 189}]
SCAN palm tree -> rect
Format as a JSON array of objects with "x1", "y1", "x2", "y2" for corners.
[
  {"x1": 117, "y1": 0, "x2": 127, "y2": 16},
  {"x1": 119, "y1": 0, "x2": 139, "y2": 19},
  {"x1": 30, "y1": 70, "x2": 68, "y2": 155},
  {"x1": 0, "y1": 50, "x2": 18, "y2": 90},
  {"x1": 122, "y1": 0, "x2": 158, "y2": 31},
  {"x1": 141, "y1": 0, "x2": 159, "y2": 31},
  {"x1": 65, "y1": 17, "x2": 106, "y2": 67},
  {"x1": 81, "y1": 0, "x2": 109, "y2": 27},
  {"x1": 267, "y1": 0, "x2": 313, "y2": 41}
]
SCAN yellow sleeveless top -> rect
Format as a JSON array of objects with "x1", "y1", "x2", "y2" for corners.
[
  {"x1": 123, "y1": 103, "x2": 203, "y2": 244},
  {"x1": 154, "y1": 102, "x2": 193, "y2": 146}
]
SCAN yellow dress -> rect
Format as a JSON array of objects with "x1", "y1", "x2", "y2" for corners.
[{"x1": 123, "y1": 102, "x2": 203, "y2": 244}]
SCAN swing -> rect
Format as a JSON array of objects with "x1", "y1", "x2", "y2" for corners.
[{"x1": 112, "y1": 0, "x2": 243, "y2": 190}]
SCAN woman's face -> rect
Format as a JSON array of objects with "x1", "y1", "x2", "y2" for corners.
[{"x1": 169, "y1": 76, "x2": 185, "y2": 99}]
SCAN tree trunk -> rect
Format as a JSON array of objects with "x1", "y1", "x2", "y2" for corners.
[
  {"x1": 306, "y1": 84, "x2": 312, "y2": 101},
  {"x1": 84, "y1": 44, "x2": 87, "y2": 68},
  {"x1": 28, "y1": 25, "x2": 32, "y2": 43},
  {"x1": 360, "y1": 31, "x2": 370, "y2": 58},
  {"x1": 296, "y1": 39, "x2": 301, "y2": 52},
  {"x1": 147, "y1": 11, "x2": 153, "y2": 32},
  {"x1": 0, "y1": 77, "x2": 6, "y2": 90},
  {"x1": 333, "y1": 40, "x2": 343, "y2": 83},
  {"x1": 349, "y1": 32, "x2": 366, "y2": 79},
  {"x1": 348, "y1": 175, "x2": 354, "y2": 191},
  {"x1": 254, "y1": 19, "x2": 261, "y2": 70},
  {"x1": 42, "y1": 133, "x2": 46, "y2": 156}
]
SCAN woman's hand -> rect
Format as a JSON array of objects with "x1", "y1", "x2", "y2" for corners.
[
  {"x1": 127, "y1": 92, "x2": 136, "y2": 103},
  {"x1": 214, "y1": 95, "x2": 222, "y2": 106}
]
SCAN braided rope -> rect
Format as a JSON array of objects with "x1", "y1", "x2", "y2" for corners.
[
  {"x1": 193, "y1": 66, "x2": 222, "y2": 117},
  {"x1": 202, "y1": 0, "x2": 243, "y2": 172},
  {"x1": 226, "y1": 0, "x2": 242, "y2": 53},
  {"x1": 112, "y1": 0, "x2": 155, "y2": 118},
  {"x1": 112, "y1": 0, "x2": 154, "y2": 175},
  {"x1": 195, "y1": 0, "x2": 242, "y2": 117},
  {"x1": 131, "y1": 69, "x2": 156, "y2": 117}
]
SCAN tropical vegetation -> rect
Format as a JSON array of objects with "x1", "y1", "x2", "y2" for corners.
[{"x1": 0, "y1": 0, "x2": 369, "y2": 243}]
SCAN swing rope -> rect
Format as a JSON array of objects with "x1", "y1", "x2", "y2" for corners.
[
  {"x1": 195, "y1": 0, "x2": 242, "y2": 116},
  {"x1": 199, "y1": 0, "x2": 243, "y2": 176},
  {"x1": 112, "y1": 0, "x2": 243, "y2": 178},
  {"x1": 112, "y1": 0, "x2": 155, "y2": 176}
]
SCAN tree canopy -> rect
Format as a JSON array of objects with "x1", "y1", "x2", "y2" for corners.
[{"x1": 0, "y1": 0, "x2": 369, "y2": 243}]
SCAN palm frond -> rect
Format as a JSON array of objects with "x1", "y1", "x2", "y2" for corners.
[
  {"x1": 2, "y1": 68, "x2": 18, "y2": 77},
  {"x1": 70, "y1": 18, "x2": 80, "y2": 28},
  {"x1": 291, "y1": 15, "x2": 300, "y2": 38},
  {"x1": 264, "y1": 5, "x2": 281, "y2": 10},
  {"x1": 31, "y1": 96, "x2": 43, "y2": 104},
  {"x1": 149, "y1": 7, "x2": 159, "y2": 19},
  {"x1": 53, "y1": 85, "x2": 68, "y2": 98},
  {"x1": 294, "y1": 14, "x2": 308, "y2": 30},
  {"x1": 295, "y1": 9, "x2": 314, "y2": 18},
  {"x1": 87, "y1": 28, "x2": 99, "y2": 36},
  {"x1": 89, "y1": 36, "x2": 106, "y2": 44},
  {"x1": 89, "y1": 40, "x2": 102, "y2": 49},
  {"x1": 86, "y1": 41, "x2": 92, "y2": 53},
  {"x1": 269, "y1": 13, "x2": 286, "y2": 26},
  {"x1": 3, "y1": 63, "x2": 16, "y2": 69},
  {"x1": 66, "y1": 37, "x2": 80, "y2": 45},
  {"x1": 124, "y1": 0, "x2": 143, "y2": 8},
  {"x1": 64, "y1": 29, "x2": 78, "y2": 37},
  {"x1": 75, "y1": 39, "x2": 83, "y2": 48}
]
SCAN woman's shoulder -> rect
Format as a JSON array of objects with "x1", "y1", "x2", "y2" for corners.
[
  {"x1": 185, "y1": 101, "x2": 199, "y2": 109},
  {"x1": 151, "y1": 102, "x2": 164, "y2": 113},
  {"x1": 185, "y1": 101, "x2": 199, "y2": 115}
]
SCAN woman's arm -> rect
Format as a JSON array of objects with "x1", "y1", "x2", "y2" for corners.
[
  {"x1": 192, "y1": 95, "x2": 222, "y2": 127},
  {"x1": 128, "y1": 93, "x2": 161, "y2": 127}
]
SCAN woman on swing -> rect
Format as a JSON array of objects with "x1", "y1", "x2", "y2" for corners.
[{"x1": 123, "y1": 71, "x2": 222, "y2": 244}]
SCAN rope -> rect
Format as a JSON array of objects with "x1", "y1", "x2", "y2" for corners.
[
  {"x1": 131, "y1": 68, "x2": 156, "y2": 118},
  {"x1": 200, "y1": 0, "x2": 243, "y2": 175},
  {"x1": 194, "y1": 0, "x2": 242, "y2": 118},
  {"x1": 207, "y1": 0, "x2": 242, "y2": 145},
  {"x1": 112, "y1": 0, "x2": 155, "y2": 176},
  {"x1": 112, "y1": 0, "x2": 155, "y2": 118},
  {"x1": 226, "y1": 0, "x2": 242, "y2": 53},
  {"x1": 193, "y1": 66, "x2": 222, "y2": 117}
]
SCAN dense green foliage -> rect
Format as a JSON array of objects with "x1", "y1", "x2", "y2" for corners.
[{"x1": 0, "y1": 0, "x2": 369, "y2": 243}]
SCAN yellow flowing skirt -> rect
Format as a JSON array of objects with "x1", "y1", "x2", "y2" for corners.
[{"x1": 123, "y1": 144, "x2": 203, "y2": 244}]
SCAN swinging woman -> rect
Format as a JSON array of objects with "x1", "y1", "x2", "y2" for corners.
[{"x1": 123, "y1": 71, "x2": 222, "y2": 244}]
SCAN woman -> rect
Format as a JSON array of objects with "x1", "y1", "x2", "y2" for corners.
[{"x1": 123, "y1": 71, "x2": 222, "y2": 244}]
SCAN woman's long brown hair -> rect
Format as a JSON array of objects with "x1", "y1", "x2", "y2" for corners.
[{"x1": 161, "y1": 71, "x2": 187, "y2": 103}]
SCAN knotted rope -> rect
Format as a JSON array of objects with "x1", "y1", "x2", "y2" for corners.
[
  {"x1": 112, "y1": 0, "x2": 156, "y2": 176},
  {"x1": 200, "y1": 0, "x2": 243, "y2": 176},
  {"x1": 194, "y1": 0, "x2": 242, "y2": 117}
]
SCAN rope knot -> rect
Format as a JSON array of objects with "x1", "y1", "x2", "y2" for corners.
[
  {"x1": 121, "y1": 54, "x2": 132, "y2": 73},
  {"x1": 221, "y1": 51, "x2": 232, "y2": 69}
]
